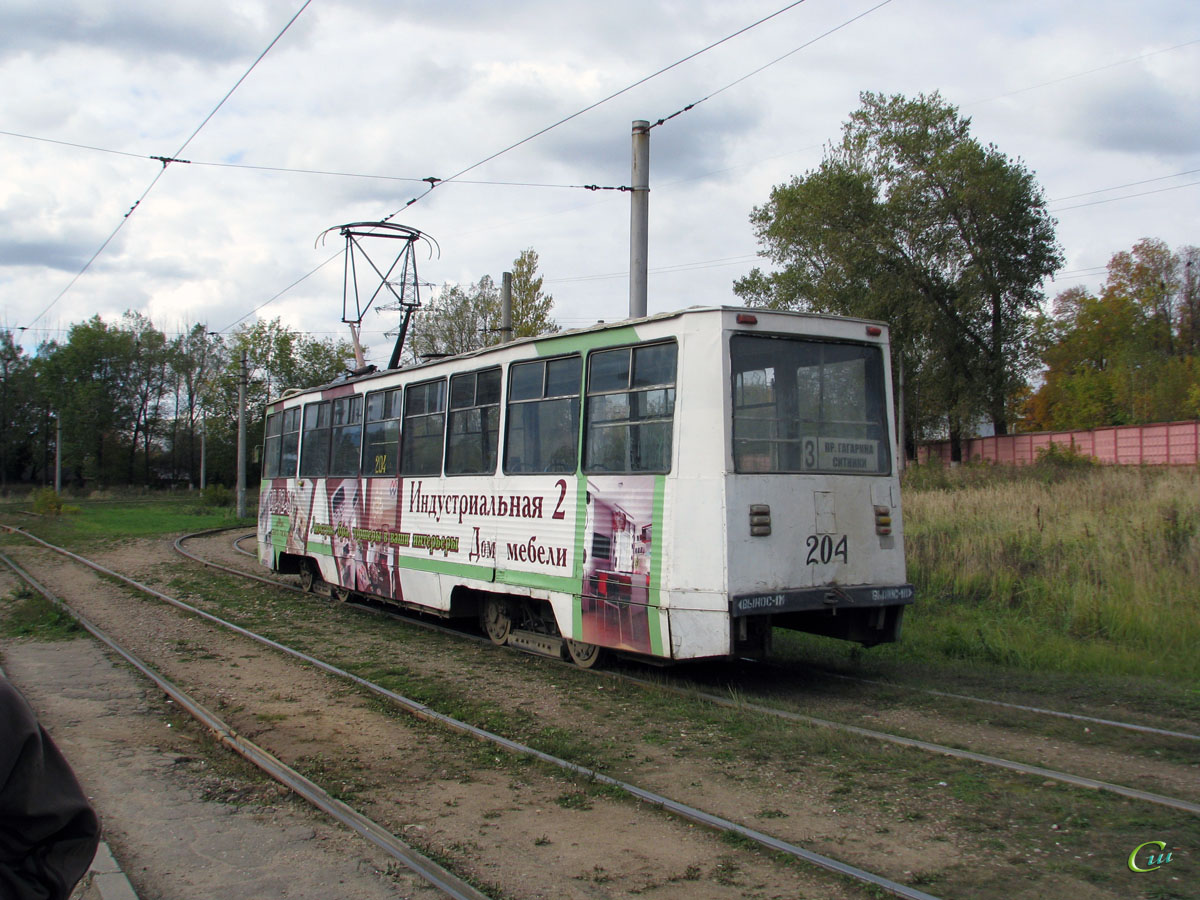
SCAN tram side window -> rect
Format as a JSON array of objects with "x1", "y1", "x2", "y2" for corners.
[
  {"x1": 263, "y1": 412, "x2": 282, "y2": 478},
  {"x1": 401, "y1": 379, "x2": 447, "y2": 476},
  {"x1": 363, "y1": 387, "x2": 402, "y2": 476},
  {"x1": 279, "y1": 407, "x2": 302, "y2": 477},
  {"x1": 504, "y1": 356, "x2": 581, "y2": 474},
  {"x1": 299, "y1": 401, "x2": 332, "y2": 477},
  {"x1": 445, "y1": 368, "x2": 501, "y2": 475},
  {"x1": 329, "y1": 395, "x2": 363, "y2": 476},
  {"x1": 731, "y1": 335, "x2": 889, "y2": 475},
  {"x1": 584, "y1": 342, "x2": 677, "y2": 473}
]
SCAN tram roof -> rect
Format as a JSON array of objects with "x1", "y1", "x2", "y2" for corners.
[{"x1": 275, "y1": 305, "x2": 888, "y2": 404}]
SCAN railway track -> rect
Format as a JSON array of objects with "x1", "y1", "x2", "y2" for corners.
[
  {"x1": 187, "y1": 528, "x2": 1200, "y2": 814},
  {"x1": 1, "y1": 524, "x2": 945, "y2": 900},
  {"x1": 4, "y1": 524, "x2": 1196, "y2": 899},
  {"x1": 0, "y1": 551, "x2": 492, "y2": 900},
  {"x1": 222, "y1": 529, "x2": 1200, "y2": 743}
]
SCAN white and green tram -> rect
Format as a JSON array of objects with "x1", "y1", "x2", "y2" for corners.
[{"x1": 258, "y1": 306, "x2": 913, "y2": 667}]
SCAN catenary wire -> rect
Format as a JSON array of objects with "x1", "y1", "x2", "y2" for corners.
[
  {"x1": 648, "y1": 0, "x2": 895, "y2": 129},
  {"x1": 22, "y1": 0, "x2": 315, "y2": 332},
  {"x1": 1049, "y1": 179, "x2": 1200, "y2": 212},
  {"x1": 965, "y1": 37, "x2": 1200, "y2": 107},
  {"x1": 378, "y1": 0, "x2": 815, "y2": 218}
]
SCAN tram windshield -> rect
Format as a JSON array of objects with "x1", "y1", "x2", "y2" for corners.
[{"x1": 731, "y1": 334, "x2": 890, "y2": 475}]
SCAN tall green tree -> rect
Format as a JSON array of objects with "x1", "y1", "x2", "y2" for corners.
[
  {"x1": 204, "y1": 318, "x2": 356, "y2": 485},
  {"x1": 169, "y1": 324, "x2": 225, "y2": 486},
  {"x1": 403, "y1": 249, "x2": 558, "y2": 364},
  {"x1": 117, "y1": 311, "x2": 170, "y2": 484},
  {"x1": 509, "y1": 248, "x2": 559, "y2": 339},
  {"x1": 735, "y1": 92, "x2": 1063, "y2": 457},
  {"x1": 404, "y1": 276, "x2": 500, "y2": 363},
  {"x1": 39, "y1": 316, "x2": 137, "y2": 486},
  {"x1": 0, "y1": 330, "x2": 36, "y2": 491}
]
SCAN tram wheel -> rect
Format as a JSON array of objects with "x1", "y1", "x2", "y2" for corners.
[
  {"x1": 298, "y1": 561, "x2": 317, "y2": 593},
  {"x1": 481, "y1": 596, "x2": 512, "y2": 645},
  {"x1": 331, "y1": 585, "x2": 351, "y2": 603},
  {"x1": 564, "y1": 639, "x2": 605, "y2": 669}
]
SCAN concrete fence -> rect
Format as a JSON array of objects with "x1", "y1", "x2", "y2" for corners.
[{"x1": 917, "y1": 420, "x2": 1200, "y2": 466}]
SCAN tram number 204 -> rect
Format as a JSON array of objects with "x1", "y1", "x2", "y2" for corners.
[{"x1": 805, "y1": 534, "x2": 849, "y2": 566}]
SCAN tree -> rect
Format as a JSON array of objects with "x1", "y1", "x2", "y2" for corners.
[
  {"x1": 39, "y1": 316, "x2": 137, "y2": 486},
  {"x1": 169, "y1": 324, "x2": 225, "y2": 486},
  {"x1": 116, "y1": 311, "x2": 170, "y2": 484},
  {"x1": 404, "y1": 276, "x2": 500, "y2": 363},
  {"x1": 1024, "y1": 239, "x2": 1200, "y2": 430},
  {"x1": 734, "y1": 92, "x2": 1063, "y2": 458},
  {"x1": 0, "y1": 331, "x2": 36, "y2": 491},
  {"x1": 204, "y1": 318, "x2": 355, "y2": 485},
  {"x1": 509, "y1": 248, "x2": 559, "y2": 339},
  {"x1": 402, "y1": 249, "x2": 558, "y2": 364}
]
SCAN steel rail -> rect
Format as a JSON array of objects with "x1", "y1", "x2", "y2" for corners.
[
  {"x1": 620, "y1": 675, "x2": 1200, "y2": 814},
  {"x1": 821, "y1": 672, "x2": 1200, "y2": 742},
  {"x1": 199, "y1": 530, "x2": 1200, "y2": 744},
  {"x1": 4, "y1": 525, "x2": 944, "y2": 900},
  {"x1": 173, "y1": 528, "x2": 1200, "y2": 815},
  {"x1": 0, "y1": 551, "x2": 494, "y2": 900}
]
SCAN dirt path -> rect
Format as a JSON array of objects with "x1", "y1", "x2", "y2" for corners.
[
  {"x1": 1, "y1": 638, "x2": 438, "y2": 900},
  {"x1": 4, "y1": 531, "x2": 1193, "y2": 899},
  {"x1": 2, "y1": 540, "x2": 853, "y2": 900}
]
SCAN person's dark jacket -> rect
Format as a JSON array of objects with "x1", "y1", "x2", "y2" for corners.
[{"x1": 0, "y1": 677, "x2": 100, "y2": 900}]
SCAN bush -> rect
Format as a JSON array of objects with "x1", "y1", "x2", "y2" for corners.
[
  {"x1": 1032, "y1": 441, "x2": 1098, "y2": 472},
  {"x1": 31, "y1": 487, "x2": 64, "y2": 516},
  {"x1": 200, "y1": 484, "x2": 234, "y2": 508}
]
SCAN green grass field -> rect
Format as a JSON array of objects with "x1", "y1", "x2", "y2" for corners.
[
  {"x1": 4, "y1": 464, "x2": 1196, "y2": 689},
  {"x1": 899, "y1": 461, "x2": 1199, "y2": 682},
  {"x1": 0, "y1": 490, "x2": 254, "y2": 545}
]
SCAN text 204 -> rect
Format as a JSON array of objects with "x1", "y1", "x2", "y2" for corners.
[{"x1": 806, "y1": 534, "x2": 848, "y2": 565}]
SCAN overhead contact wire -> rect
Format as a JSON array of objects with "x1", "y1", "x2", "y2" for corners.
[
  {"x1": 382, "y1": 0, "x2": 813, "y2": 217},
  {"x1": 24, "y1": 0, "x2": 314, "y2": 331}
]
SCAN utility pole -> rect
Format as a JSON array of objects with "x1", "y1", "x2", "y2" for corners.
[
  {"x1": 200, "y1": 414, "x2": 207, "y2": 491},
  {"x1": 54, "y1": 414, "x2": 61, "y2": 494},
  {"x1": 629, "y1": 120, "x2": 650, "y2": 319},
  {"x1": 897, "y1": 355, "x2": 906, "y2": 472},
  {"x1": 236, "y1": 350, "x2": 247, "y2": 518},
  {"x1": 500, "y1": 271, "x2": 513, "y2": 344}
]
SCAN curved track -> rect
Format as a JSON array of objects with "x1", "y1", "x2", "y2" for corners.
[
  {"x1": 182, "y1": 527, "x2": 1200, "y2": 816},
  {"x1": 0, "y1": 550, "x2": 491, "y2": 900},
  {"x1": 3, "y1": 524, "x2": 947, "y2": 900}
]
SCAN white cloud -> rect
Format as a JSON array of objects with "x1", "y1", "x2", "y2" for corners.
[{"x1": 1, "y1": 0, "x2": 1197, "y2": 351}]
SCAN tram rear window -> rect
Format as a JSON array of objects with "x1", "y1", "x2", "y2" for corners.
[{"x1": 731, "y1": 335, "x2": 890, "y2": 475}]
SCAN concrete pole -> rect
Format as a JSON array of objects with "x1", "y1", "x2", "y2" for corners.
[
  {"x1": 54, "y1": 415, "x2": 61, "y2": 494},
  {"x1": 896, "y1": 355, "x2": 906, "y2": 473},
  {"x1": 236, "y1": 350, "x2": 247, "y2": 518},
  {"x1": 501, "y1": 271, "x2": 513, "y2": 344},
  {"x1": 629, "y1": 120, "x2": 650, "y2": 319},
  {"x1": 200, "y1": 414, "x2": 207, "y2": 491}
]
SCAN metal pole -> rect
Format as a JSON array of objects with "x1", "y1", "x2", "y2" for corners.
[
  {"x1": 897, "y1": 355, "x2": 906, "y2": 472},
  {"x1": 500, "y1": 271, "x2": 513, "y2": 344},
  {"x1": 54, "y1": 415, "x2": 61, "y2": 494},
  {"x1": 629, "y1": 120, "x2": 650, "y2": 319},
  {"x1": 237, "y1": 350, "x2": 247, "y2": 518},
  {"x1": 200, "y1": 414, "x2": 207, "y2": 491}
]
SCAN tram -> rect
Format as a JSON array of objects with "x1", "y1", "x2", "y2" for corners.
[{"x1": 257, "y1": 306, "x2": 913, "y2": 667}]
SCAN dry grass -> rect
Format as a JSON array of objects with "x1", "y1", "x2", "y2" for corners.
[{"x1": 900, "y1": 462, "x2": 1200, "y2": 680}]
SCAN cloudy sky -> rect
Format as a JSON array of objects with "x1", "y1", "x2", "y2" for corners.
[{"x1": 2, "y1": 0, "x2": 1197, "y2": 366}]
